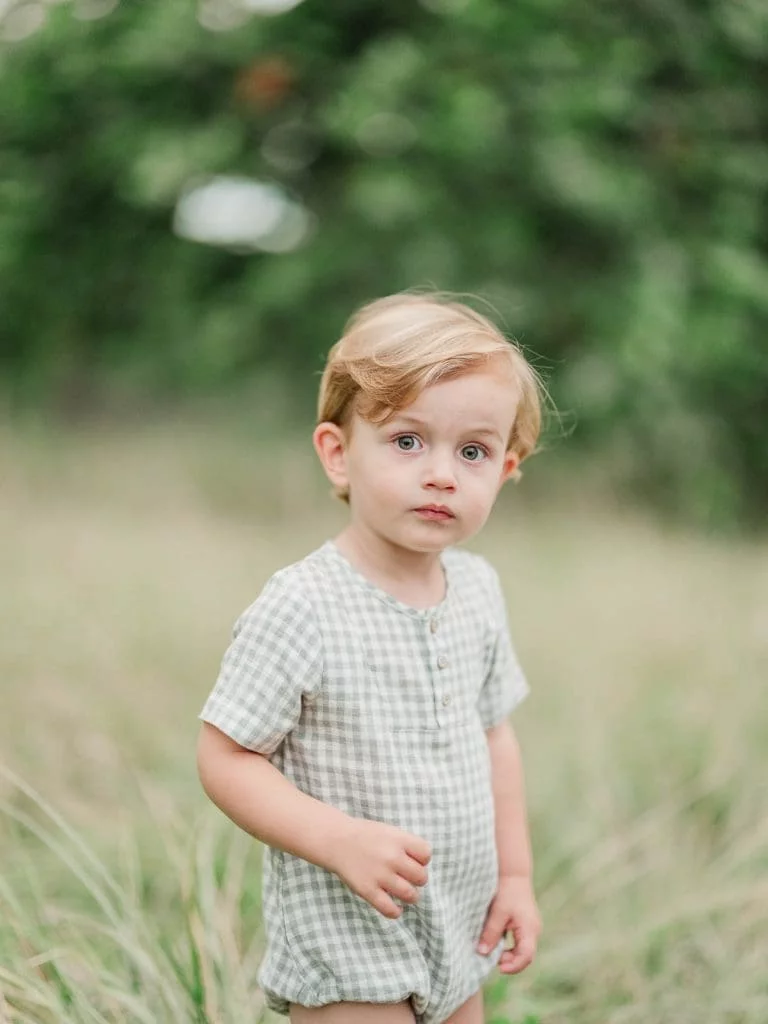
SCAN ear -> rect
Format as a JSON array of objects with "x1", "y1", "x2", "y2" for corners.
[
  {"x1": 498, "y1": 450, "x2": 520, "y2": 488},
  {"x1": 312, "y1": 421, "x2": 349, "y2": 493}
]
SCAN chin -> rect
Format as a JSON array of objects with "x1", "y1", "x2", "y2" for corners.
[
  {"x1": 406, "y1": 527, "x2": 463, "y2": 552},
  {"x1": 376, "y1": 529, "x2": 436, "y2": 553}
]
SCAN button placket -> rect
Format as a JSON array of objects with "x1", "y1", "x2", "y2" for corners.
[{"x1": 427, "y1": 616, "x2": 452, "y2": 722}]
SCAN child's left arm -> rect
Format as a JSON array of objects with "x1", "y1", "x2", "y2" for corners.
[{"x1": 476, "y1": 720, "x2": 542, "y2": 974}]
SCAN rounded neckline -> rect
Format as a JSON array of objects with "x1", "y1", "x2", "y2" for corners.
[{"x1": 322, "y1": 539, "x2": 451, "y2": 620}]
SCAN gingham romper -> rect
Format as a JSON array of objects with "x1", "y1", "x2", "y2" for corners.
[{"x1": 199, "y1": 539, "x2": 529, "y2": 1024}]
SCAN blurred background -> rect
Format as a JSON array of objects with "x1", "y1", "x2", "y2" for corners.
[
  {"x1": 2, "y1": 2, "x2": 768, "y2": 1023},
  {"x1": 1, "y1": 0, "x2": 767, "y2": 522}
]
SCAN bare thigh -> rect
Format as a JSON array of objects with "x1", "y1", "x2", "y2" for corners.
[
  {"x1": 290, "y1": 1000, "x2": 416, "y2": 1024},
  {"x1": 442, "y1": 990, "x2": 484, "y2": 1024}
]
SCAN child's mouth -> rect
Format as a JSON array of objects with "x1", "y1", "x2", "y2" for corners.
[{"x1": 413, "y1": 507, "x2": 455, "y2": 521}]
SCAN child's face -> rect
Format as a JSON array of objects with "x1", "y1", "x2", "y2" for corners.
[{"x1": 315, "y1": 361, "x2": 521, "y2": 554}]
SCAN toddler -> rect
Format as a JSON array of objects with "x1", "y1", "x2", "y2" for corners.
[{"x1": 197, "y1": 292, "x2": 543, "y2": 1024}]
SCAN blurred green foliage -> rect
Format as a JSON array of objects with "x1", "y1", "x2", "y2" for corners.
[{"x1": 0, "y1": 0, "x2": 767, "y2": 525}]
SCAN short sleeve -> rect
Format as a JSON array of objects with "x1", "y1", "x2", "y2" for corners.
[
  {"x1": 199, "y1": 570, "x2": 323, "y2": 755},
  {"x1": 477, "y1": 562, "x2": 529, "y2": 729}
]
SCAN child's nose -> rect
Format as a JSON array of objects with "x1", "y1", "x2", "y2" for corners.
[{"x1": 423, "y1": 453, "x2": 457, "y2": 490}]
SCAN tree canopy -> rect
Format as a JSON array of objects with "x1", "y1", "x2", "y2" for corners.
[{"x1": 1, "y1": 0, "x2": 767, "y2": 524}]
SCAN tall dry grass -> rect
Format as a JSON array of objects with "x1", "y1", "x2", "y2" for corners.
[{"x1": 2, "y1": 416, "x2": 767, "y2": 1023}]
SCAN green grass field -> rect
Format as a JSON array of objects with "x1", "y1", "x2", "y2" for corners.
[{"x1": 2, "y1": 418, "x2": 767, "y2": 1023}]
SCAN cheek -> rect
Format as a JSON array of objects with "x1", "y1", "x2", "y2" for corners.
[
  {"x1": 350, "y1": 448, "x2": 399, "y2": 498},
  {"x1": 462, "y1": 469, "x2": 500, "y2": 507}
]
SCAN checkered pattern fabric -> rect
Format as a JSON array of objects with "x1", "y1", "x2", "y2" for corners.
[{"x1": 200, "y1": 540, "x2": 529, "y2": 1023}]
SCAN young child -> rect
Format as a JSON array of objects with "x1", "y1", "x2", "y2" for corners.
[{"x1": 197, "y1": 292, "x2": 543, "y2": 1024}]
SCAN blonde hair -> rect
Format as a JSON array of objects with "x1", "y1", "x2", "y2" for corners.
[{"x1": 317, "y1": 291, "x2": 544, "y2": 502}]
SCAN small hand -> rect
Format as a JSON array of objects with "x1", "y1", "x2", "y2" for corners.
[
  {"x1": 328, "y1": 816, "x2": 432, "y2": 920},
  {"x1": 476, "y1": 874, "x2": 541, "y2": 974}
]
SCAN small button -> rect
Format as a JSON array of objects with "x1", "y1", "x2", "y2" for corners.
[
  {"x1": 429, "y1": 618, "x2": 439, "y2": 633},
  {"x1": 437, "y1": 654, "x2": 449, "y2": 669},
  {"x1": 441, "y1": 694, "x2": 452, "y2": 707}
]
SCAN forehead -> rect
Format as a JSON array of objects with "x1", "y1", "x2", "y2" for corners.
[{"x1": 391, "y1": 364, "x2": 519, "y2": 425}]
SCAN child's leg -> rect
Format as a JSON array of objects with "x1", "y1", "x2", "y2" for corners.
[
  {"x1": 441, "y1": 990, "x2": 483, "y2": 1024},
  {"x1": 290, "y1": 1000, "x2": 416, "y2": 1024}
]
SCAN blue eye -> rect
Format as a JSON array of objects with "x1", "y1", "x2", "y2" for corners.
[
  {"x1": 461, "y1": 444, "x2": 488, "y2": 462},
  {"x1": 394, "y1": 434, "x2": 423, "y2": 452}
]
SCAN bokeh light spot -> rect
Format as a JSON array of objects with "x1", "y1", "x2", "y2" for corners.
[
  {"x1": 355, "y1": 112, "x2": 418, "y2": 158},
  {"x1": 73, "y1": 0, "x2": 118, "y2": 20},
  {"x1": 0, "y1": 2, "x2": 46, "y2": 40},
  {"x1": 197, "y1": 0, "x2": 251, "y2": 32},
  {"x1": 174, "y1": 176, "x2": 313, "y2": 253},
  {"x1": 241, "y1": 0, "x2": 304, "y2": 13}
]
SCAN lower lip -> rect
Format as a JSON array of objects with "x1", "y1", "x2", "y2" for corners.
[{"x1": 414, "y1": 509, "x2": 454, "y2": 521}]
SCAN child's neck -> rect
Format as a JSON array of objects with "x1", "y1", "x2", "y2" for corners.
[{"x1": 333, "y1": 525, "x2": 447, "y2": 608}]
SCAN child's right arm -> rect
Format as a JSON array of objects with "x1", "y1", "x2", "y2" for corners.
[{"x1": 197, "y1": 721, "x2": 432, "y2": 919}]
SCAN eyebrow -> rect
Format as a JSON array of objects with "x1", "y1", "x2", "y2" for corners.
[{"x1": 388, "y1": 414, "x2": 503, "y2": 441}]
